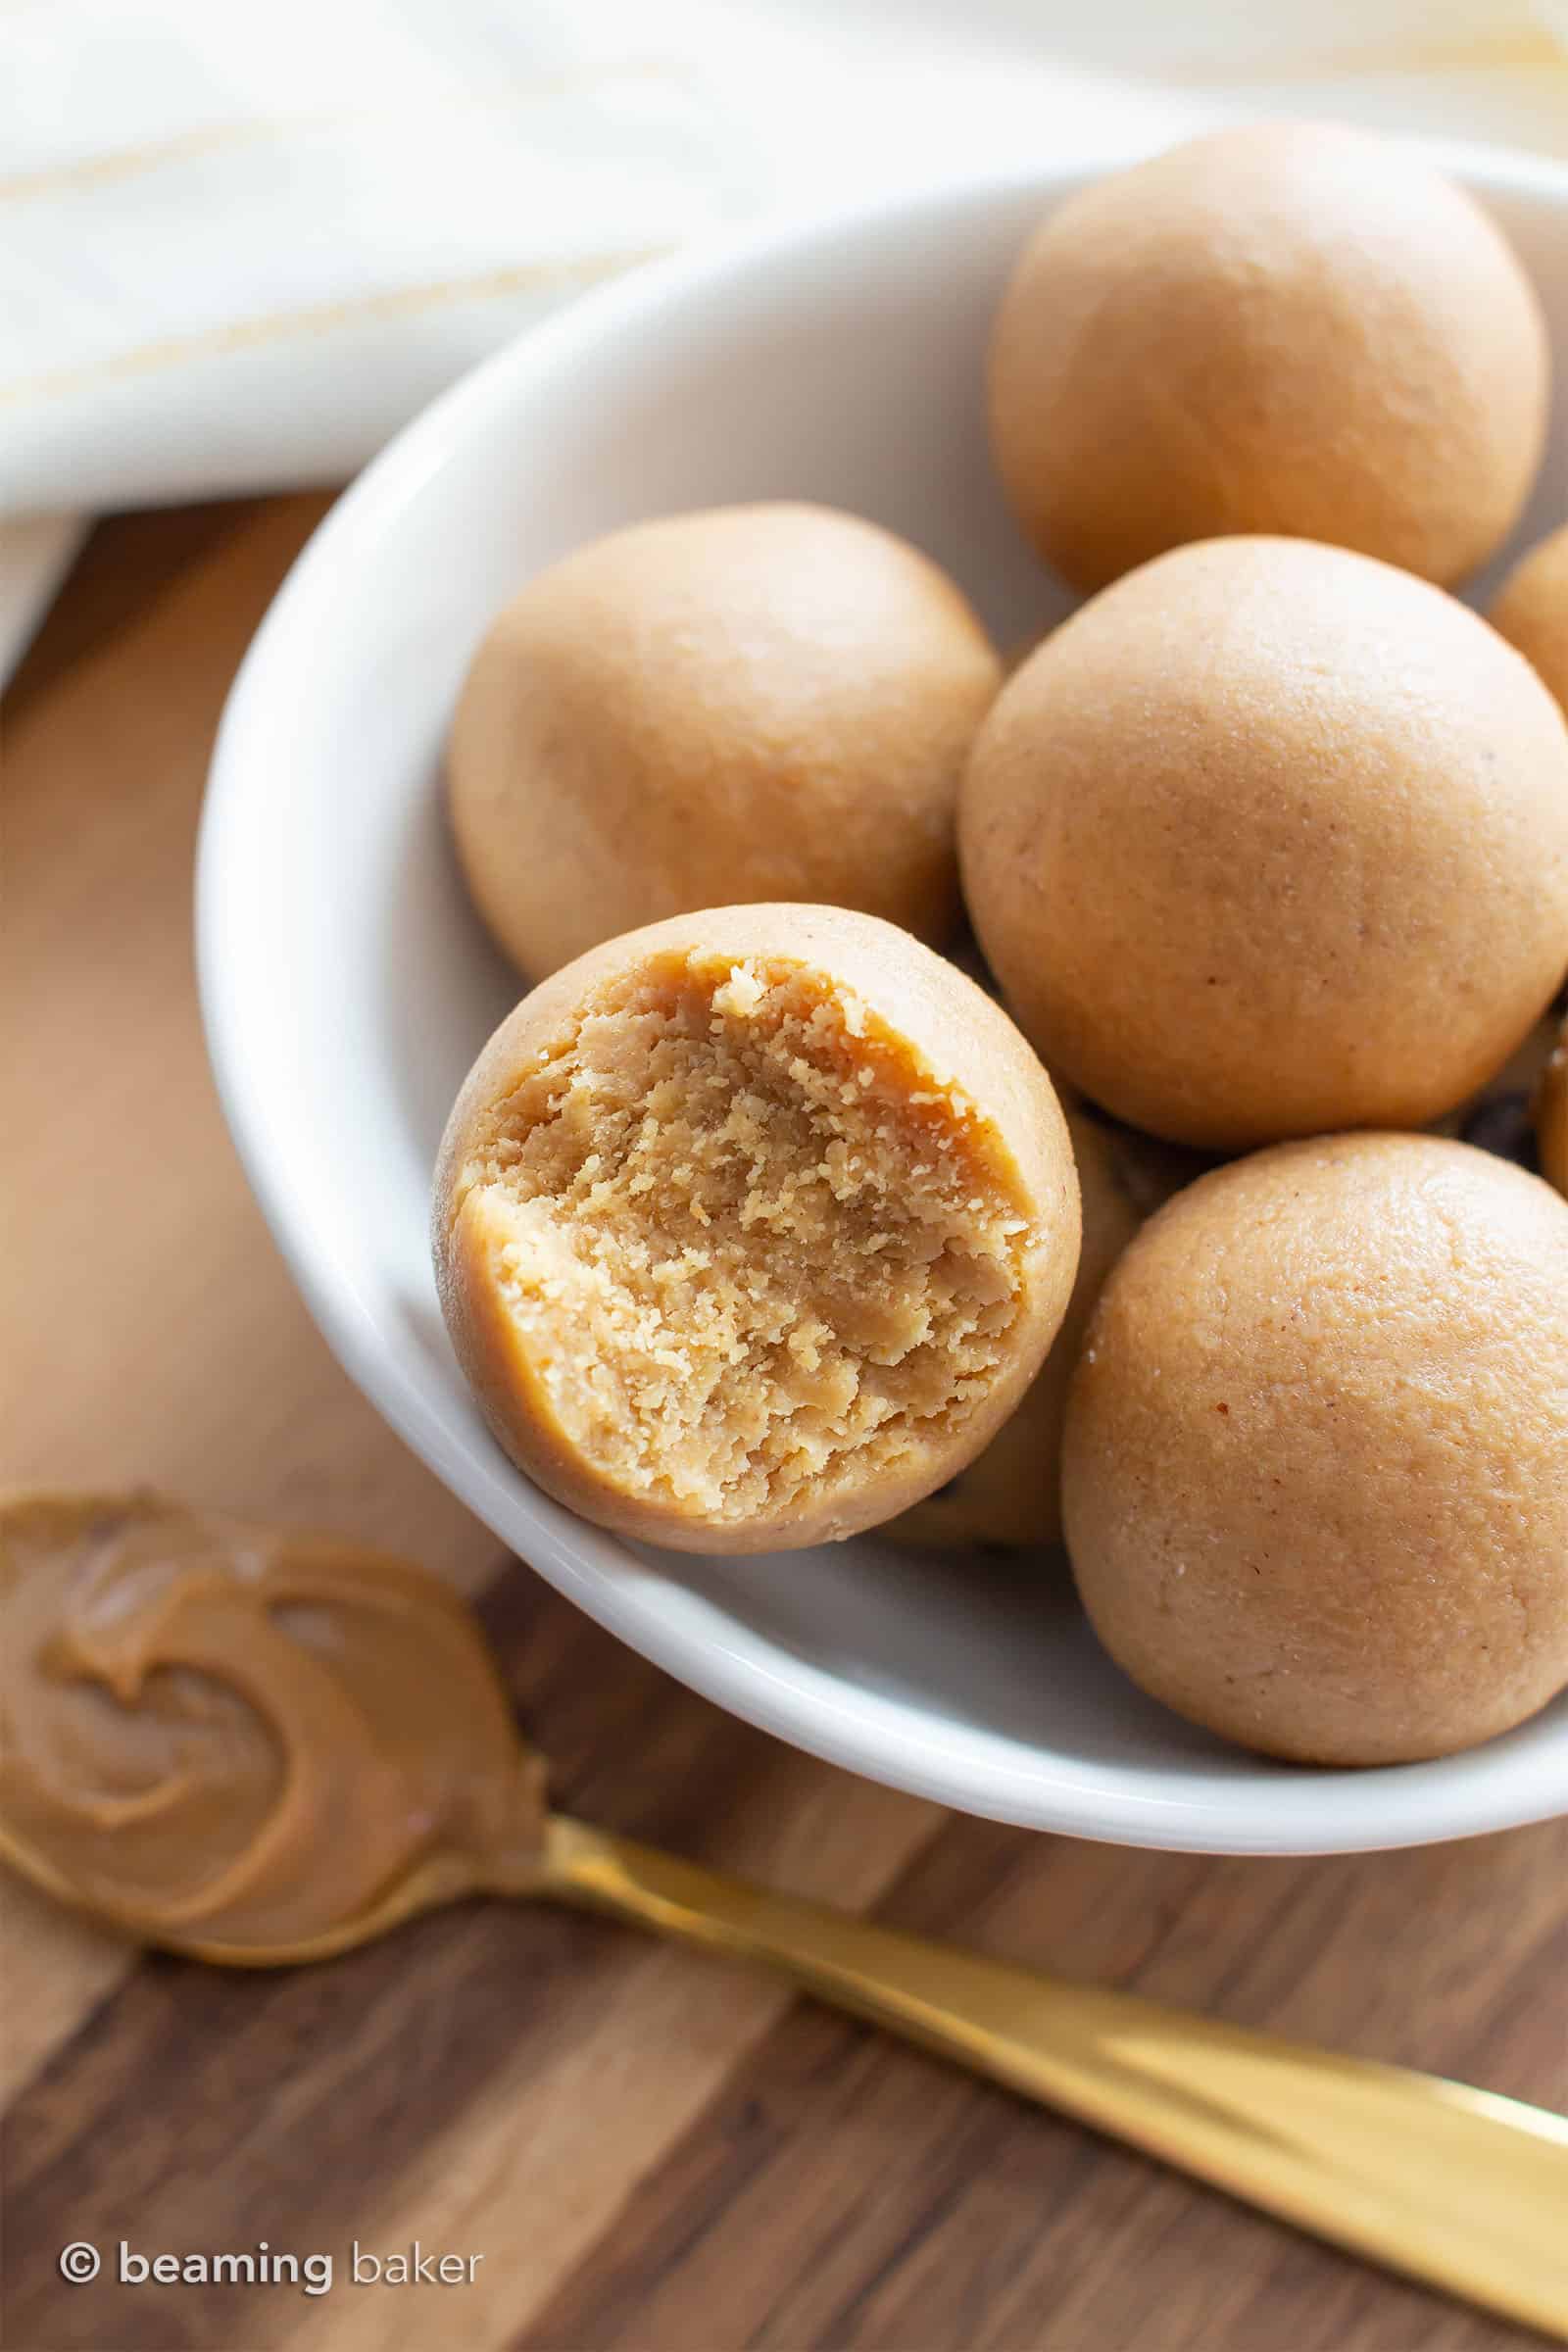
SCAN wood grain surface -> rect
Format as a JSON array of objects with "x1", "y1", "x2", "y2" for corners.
[{"x1": 4, "y1": 502, "x2": 1566, "y2": 2352}]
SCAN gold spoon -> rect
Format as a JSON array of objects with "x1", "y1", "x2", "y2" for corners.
[{"x1": 4, "y1": 1489, "x2": 1567, "y2": 2343}]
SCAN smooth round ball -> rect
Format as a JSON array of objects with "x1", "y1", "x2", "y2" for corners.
[
  {"x1": 1063, "y1": 1135, "x2": 1568, "y2": 1766},
  {"x1": 434, "y1": 905, "x2": 1079, "y2": 1554},
  {"x1": 892, "y1": 1108, "x2": 1195, "y2": 1551},
  {"x1": 1540, "y1": 1017, "x2": 1568, "y2": 1197},
  {"x1": 448, "y1": 504, "x2": 1001, "y2": 981},
  {"x1": 1490, "y1": 521, "x2": 1568, "y2": 714},
  {"x1": 989, "y1": 122, "x2": 1547, "y2": 594},
  {"x1": 959, "y1": 535, "x2": 1568, "y2": 1151}
]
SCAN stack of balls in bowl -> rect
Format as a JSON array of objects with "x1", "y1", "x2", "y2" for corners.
[{"x1": 433, "y1": 123, "x2": 1568, "y2": 1773}]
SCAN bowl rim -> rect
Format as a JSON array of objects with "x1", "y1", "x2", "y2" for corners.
[{"x1": 198, "y1": 136, "x2": 1568, "y2": 1854}]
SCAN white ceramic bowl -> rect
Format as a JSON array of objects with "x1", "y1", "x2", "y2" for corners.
[{"x1": 200, "y1": 142, "x2": 1568, "y2": 1854}]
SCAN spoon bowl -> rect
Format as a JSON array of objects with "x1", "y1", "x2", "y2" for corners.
[{"x1": 199, "y1": 138, "x2": 1568, "y2": 1853}]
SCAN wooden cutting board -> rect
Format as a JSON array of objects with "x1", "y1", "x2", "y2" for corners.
[{"x1": 3, "y1": 501, "x2": 1565, "y2": 2352}]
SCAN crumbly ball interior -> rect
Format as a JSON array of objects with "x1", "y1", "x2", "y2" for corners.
[{"x1": 454, "y1": 958, "x2": 1037, "y2": 1522}]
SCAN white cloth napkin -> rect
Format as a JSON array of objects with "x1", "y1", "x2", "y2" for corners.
[{"x1": 4, "y1": 0, "x2": 1566, "y2": 681}]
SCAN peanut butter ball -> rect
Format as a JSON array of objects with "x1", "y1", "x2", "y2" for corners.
[
  {"x1": 1540, "y1": 1018, "x2": 1568, "y2": 1197},
  {"x1": 1063, "y1": 1136, "x2": 1568, "y2": 1766},
  {"x1": 892, "y1": 1108, "x2": 1195, "y2": 1551},
  {"x1": 990, "y1": 122, "x2": 1547, "y2": 594},
  {"x1": 1490, "y1": 521, "x2": 1568, "y2": 714},
  {"x1": 448, "y1": 504, "x2": 1000, "y2": 981},
  {"x1": 434, "y1": 906, "x2": 1080, "y2": 1553},
  {"x1": 960, "y1": 536, "x2": 1568, "y2": 1151}
]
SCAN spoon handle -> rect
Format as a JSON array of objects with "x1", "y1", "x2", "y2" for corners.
[{"x1": 537, "y1": 1815, "x2": 1568, "y2": 2341}]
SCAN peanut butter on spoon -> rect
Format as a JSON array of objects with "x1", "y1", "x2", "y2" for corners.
[
  {"x1": 3, "y1": 1489, "x2": 1568, "y2": 2340},
  {"x1": 0, "y1": 1492, "x2": 543, "y2": 1949}
]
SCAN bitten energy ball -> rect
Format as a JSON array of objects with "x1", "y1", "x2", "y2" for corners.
[
  {"x1": 960, "y1": 536, "x2": 1568, "y2": 1151},
  {"x1": 1490, "y1": 521, "x2": 1568, "y2": 714},
  {"x1": 448, "y1": 504, "x2": 1001, "y2": 981},
  {"x1": 1063, "y1": 1136, "x2": 1568, "y2": 1766},
  {"x1": 893, "y1": 1108, "x2": 1195, "y2": 1551},
  {"x1": 989, "y1": 122, "x2": 1547, "y2": 594},
  {"x1": 434, "y1": 906, "x2": 1080, "y2": 1553}
]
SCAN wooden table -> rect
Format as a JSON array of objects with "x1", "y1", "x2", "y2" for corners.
[{"x1": 4, "y1": 500, "x2": 1565, "y2": 2352}]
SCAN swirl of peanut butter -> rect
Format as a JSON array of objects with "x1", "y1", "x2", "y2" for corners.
[{"x1": 0, "y1": 1494, "x2": 543, "y2": 1946}]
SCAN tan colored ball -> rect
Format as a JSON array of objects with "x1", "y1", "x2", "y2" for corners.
[
  {"x1": 434, "y1": 905, "x2": 1080, "y2": 1554},
  {"x1": 448, "y1": 504, "x2": 1001, "y2": 982},
  {"x1": 959, "y1": 535, "x2": 1568, "y2": 1151},
  {"x1": 1063, "y1": 1135, "x2": 1568, "y2": 1766},
  {"x1": 989, "y1": 122, "x2": 1548, "y2": 594},
  {"x1": 1490, "y1": 521, "x2": 1568, "y2": 714}
]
